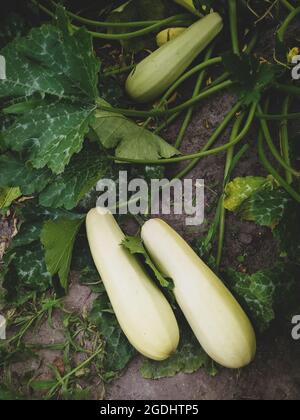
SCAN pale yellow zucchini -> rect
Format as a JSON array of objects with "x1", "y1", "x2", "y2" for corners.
[
  {"x1": 141, "y1": 219, "x2": 256, "y2": 369},
  {"x1": 86, "y1": 209, "x2": 180, "y2": 361},
  {"x1": 126, "y1": 13, "x2": 223, "y2": 103}
]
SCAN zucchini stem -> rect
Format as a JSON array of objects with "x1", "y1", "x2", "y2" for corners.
[
  {"x1": 103, "y1": 65, "x2": 135, "y2": 77},
  {"x1": 228, "y1": 0, "x2": 240, "y2": 55},
  {"x1": 216, "y1": 115, "x2": 244, "y2": 269},
  {"x1": 275, "y1": 83, "x2": 300, "y2": 97},
  {"x1": 258, "y1": 104, "x2": 300, "y2": 177},
  {"x1": 280, "y1": 96, "x2": 293, "y2": 184},
  {"x1": 277, "y1": 7, "x2": 300, "y2": 43},
  {"x1": 174, "y1": 102, "x2": 242, "y2": 179},
  {"x1": 258, "y1": 131, "x2": 300, "y2": 203},
  {"x1": 279, "y1": 0, "x2": 296, "y2": 12},
  {"x1": 32, "y1": 1, "x2": 192, "y2": 40},
  {"x1": 142, "y1": 56, "x2": 222, "y2": 129},
  {"x1": 50, "y1": 0, "x2": 173, "y2": 28},
  {"x1": 97, "y1": 80, "x2": 233, "y2": 118},
  {"x1": 175, "y1": 46, "x2": 215, "y2": 149},
  {"x1": 256, "y1": 111, "x2": 300, "y2": 120},
  {"x1": 108, "y1": 103, "x2": 256, "y2": 166}
]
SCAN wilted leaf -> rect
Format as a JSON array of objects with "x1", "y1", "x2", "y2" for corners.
[{"x1": 91, "y1": 107, "x2": 179, "y2": 161}]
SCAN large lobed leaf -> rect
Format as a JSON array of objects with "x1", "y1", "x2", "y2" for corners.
[
  {"x1": 141, "y1": 327, "x2": 217, "y2": 379},
  {"x1": 91, "y1": 107, "x2": 180, "y2": 161},
  {"x1": 0, "y1": 143, "x2": 111, "y2": 210},
  {"x1": 89, "y1": 297, "x2": 136, "y2": 380},
  {"x1": 227, "y1": 263, "x2": 300, "y2": 332},
  {"x1": 0, "y1": 14, "x2": 99, "y2": 174}
]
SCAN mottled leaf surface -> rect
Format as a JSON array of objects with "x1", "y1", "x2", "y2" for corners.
[
  {"x1": 227, "y1": 264, "x2": 300, "y2": 331},
  {"x1": 141, "y1": 329, "x2": 217, "y2": 379},
  {"x1": 0, "y1": 18, "x2": 99, "y2": 174},
  {"x1": 39, "y1": 144, "x2": 110, "y2": 210},
  {"x1": 89, "y1": 297, "x2": 135, "y2": 379}
]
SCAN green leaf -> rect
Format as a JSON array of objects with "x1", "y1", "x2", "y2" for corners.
[
  {"x1": 39, "y1": 143, "x2": 110, "y2": 210},
  {"x1": 0, "y1": 22, "x2": 98, "y2": 101},
  {"x1": 274, "y1": 200, "x2": 300, "y2": 264},
  {"x1": 227, "y1": 263, "x2": 300, "y2": 332},
  {"x1": 222, "y1": 53, "x2": 278, "y2": 105},
  {"x1": 238, "y1": 187, "x2": 291, "y2": 227},
  {"x1": 0, "y1": 16, "x2": 99, "y2": 174},
  {"x1": 0, "y1": 186, "x2": 21, "y2": 208},
  {"x1": 89, "y1": 296, "x2": 135, "y2": 379},
  {"x1": 91, "y1": 107, "x2": 179, "y2": 161},
  {"x1": 16, "y1": 200, "x2": 84, "y2": 223},
  {"x1": 3, "y1": 101, "x2": 95, "y2": 174},
  {"x1": 106, "y1": 0, "x2": 167, "y2": 52},
  {"x1": 2, "y1": 243, "x2": 53, "y2": 299},
  {"x1": 0, "y1": 153, "x2": 51, "y2": 195},
  {"x1": 11, "y1": 223, "x2": 43, "y2": 249},
  {"x1": 224, "y1": 176, "x2": 269, "y2": 212},
  {"x1": 41, "y1": 218, "x2": 84, "y2": 289},
  {"x1": 141, "y1": 327, "x2": 216, "y2": 379},
  {"x1": 122, "y1": 236, "x2": 173, "y2": 289}
]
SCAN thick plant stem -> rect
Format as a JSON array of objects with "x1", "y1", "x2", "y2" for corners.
[
  {"x1": 216, "y1": 115, "x2": 244, "y2": 269},
  {"x1": 258, "y1": 131, "x2": 300, "y2": 203},
  {"x1": 175, "y1": 46, "x2": 215, "y2": 149},
  {"x1": 228, "y1": 0, "x2": 240, "y2": 55},
  {"x1": 258, "y1": 104, "x2": 300, "y2": 177},
  {"x1": 50, "y1": 0, "x2": 173, "y2": 28},
  {"x1": 87, "y1": 14, "x2": 192, "y2": 40},
  {"x1": 143, "y1": 56, "x2": 222, "y2": 129},
  {"x1": 97, "y1": 80, "x2": 233, "y2": 118},
  {"x1": 154, "y1": 113, "x2": 181, "y2": 134},
  {"x1": 277, "y1": 7, "x2": 300, "y2": 42},
  {"x1": 174, "y1": 102, "x2": 242, "y2": 179},
  {"x1": 257, "y1": 112, "x2": 300, "y2": 120},
  {"x1": 280, "y1": 0, "x2": 296, "y2": 12},
  {"x1": 110, "y1": 103, "x2": 256, "y2": 166},
  {"x1": 103, "y1": 65, "x2": 135, "y2": 77},
  {"x1": 280, "y1": 96, "x2": 293, "y2": 184},
  {"x1": 32, "y1": 1, "x2": 191, "y2": 41},
  {"x1": 275, "y1": 83, "x2": 300, "y2": 97}
]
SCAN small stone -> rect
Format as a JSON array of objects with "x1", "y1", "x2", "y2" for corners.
[{"x1": 239, "y1": 233, "x2": 253, "y2": 245}]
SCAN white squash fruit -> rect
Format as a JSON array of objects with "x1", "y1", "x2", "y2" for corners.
[
  {"x1": 86, "y1": 209, "x2": 180, "y2": 361},
  {"x1": 141, "y1": 219, "x2": 256, "y2": 369}
]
